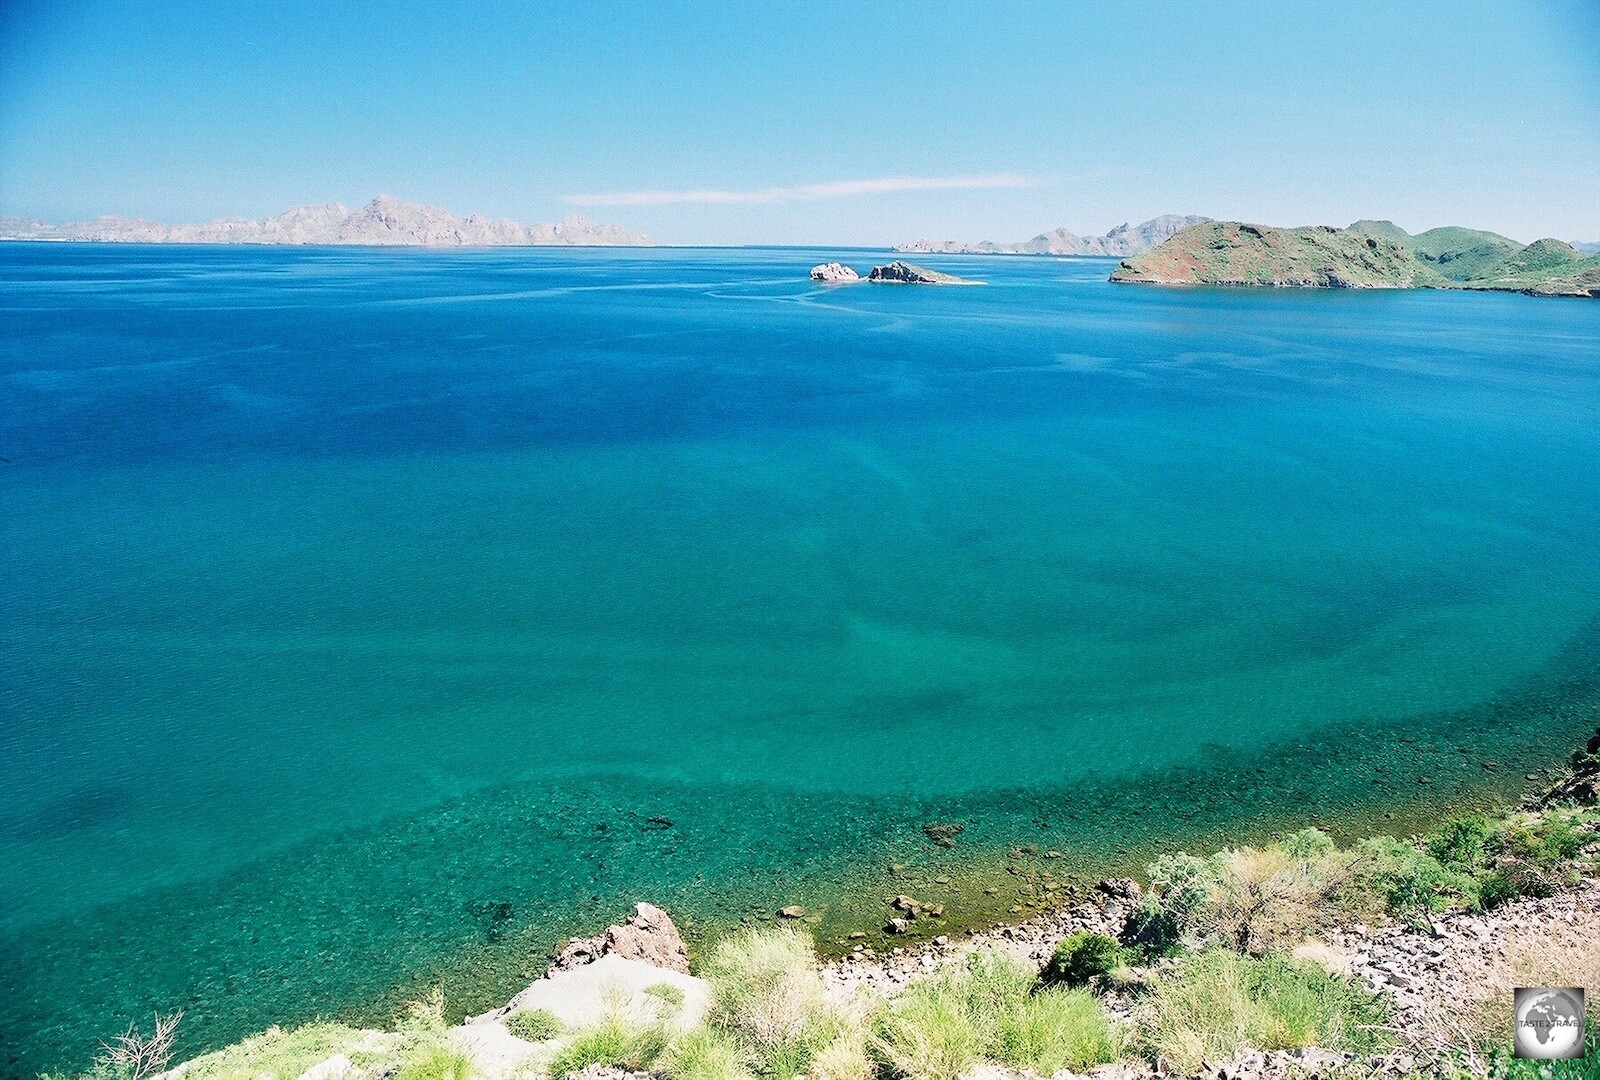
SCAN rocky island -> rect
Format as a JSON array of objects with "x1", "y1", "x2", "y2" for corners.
[
  {"x1": 808, "y1": 262, "x2": 860, "y2": 283},
  {"x1": 0, "y1": 195, "x2": 652, "y2": 247},
  {"x1": 867, "y1": 260, "x2": 979, "y2": 284},
  {"x1": 897, "y1": 214, "x2": 1211, "y2": 256},
  {"x1": 808, "y1": 260, "x2": 982, "y2": 285},
  {"x1": 1111, "y1": 220, "x2": 1600, "y2": 297}
]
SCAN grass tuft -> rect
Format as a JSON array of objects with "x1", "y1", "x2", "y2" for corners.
[
  {"x1": 1140, "y1": 950, "x2": 1391, "y2": 1074},
  {"x1": 808, "y1": 1025, "x2": 875, "y2": 1080},
  {"x1": 873, "y1": 950, "x2": 1118, "y2": 1080},
  {"x1": 548, "y1": 1010, "x2": 671, "y2": 1077},
  {"x1": 997, "y1": 988, "x2": 1121, "y2": 1075},
  {"x1": 872, "y1": 983, "x2": 982, "y2": 1080},
  {"x1": 393, "y1": 1042, "x2": 472, "y2": 1080},
  {"x1": 702, "y1": 926, "x2": 836, "y2": 1076},
  {"x1": 663, "y1": 1025, "x2": 751, "y2": 1080}
]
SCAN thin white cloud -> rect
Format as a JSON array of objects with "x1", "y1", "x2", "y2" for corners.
[{"x1": 564, "y1": 173, "x2": 1036, "y2": 207}]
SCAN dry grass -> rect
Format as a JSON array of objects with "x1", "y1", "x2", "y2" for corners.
[
  {"x1": 95, "y1": 1012, "x2": 183, "y2": 1080},
  {"x1": 702, "y1": 926, "x2": 839, "y2": 1077},
  {"x1": 1393, "y1": 902, "x2": 1600, "y2": 1075}
]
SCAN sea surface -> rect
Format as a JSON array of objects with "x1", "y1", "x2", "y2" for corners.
[{"x1": 3, "y1": 244, "x2": 1599, "y2": 1075}]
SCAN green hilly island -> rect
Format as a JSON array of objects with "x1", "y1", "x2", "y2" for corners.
[{"x1": 1112, "y1": 220, "x2": 1600, "y2": 297}]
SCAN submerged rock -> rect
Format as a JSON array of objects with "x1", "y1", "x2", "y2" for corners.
[
  {"x1": 1096, "y1": 877, "x2": 1142, "y2": 903},
  {"x1": 810, "y1": 262, "x2": 860, "y2": 283}
]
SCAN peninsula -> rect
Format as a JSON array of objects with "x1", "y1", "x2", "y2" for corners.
[
  {"x1": 0, "y1": 195, "x2": 652, "y2": 247},
  {"x1": 1111, "y1": 220, "x2": 1600, "y2": 297},
  {"x1": 897, "y1": 214, "x2": 1211, "y2": 257}
]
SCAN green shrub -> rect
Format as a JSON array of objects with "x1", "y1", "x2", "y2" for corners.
[
  {"x1": 1353, "y1": 837, "x2": 1478, "y2": 925},
  {"x1": 1045, "y1": 932, "x2": 1126, "y2": 986},
  {"x1": 1279, "y1": 827, "x2": 1336, "y2": 862},
  {"x1": 703, "y1": 926, "x2": 836, "y2": 1077},
  {"x1": 664, "y1": 1025, "x2": 751, "y2": 1080},
  {"x1": 996, "y1": 988, "x2": 1120, "y2": 1074},
  {"x1": 1145, "y1": 853, "x2": 1218, "y2": 924},
  {"x1": 549, "y1": 1012, "x2": 671, "y2": 1077},
  {"x1": 1477, "y1": 869, "x2": 1523, "y2": 910},
  {"x1": 1498, "y1": 813, "x2": 1585, "y2": 869},
  {"x1": 503, "y1": 1008, "x2": 564, "y2": 1043},
  {"x1": 1121, "y1": 903, "x2": 1185, "y2": 960},
  {"x1": 1141, "y1": 950, "x2": 1391, "y2": 1074},
  {"x1": 1139, "y1": 830, "x2": 1357, "y2": 954},
  {"x1": 1425, "y1": 815, "x2": 1492, "y2": 873}
]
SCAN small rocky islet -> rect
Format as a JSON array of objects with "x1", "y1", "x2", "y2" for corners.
[{"x1": 810, "y1": 259, "x2": 982, "y2": 285}]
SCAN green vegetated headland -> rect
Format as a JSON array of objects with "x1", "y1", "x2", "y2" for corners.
[{"x1": 1111, "y1": 220, "x2": 1600, "y2": 296}]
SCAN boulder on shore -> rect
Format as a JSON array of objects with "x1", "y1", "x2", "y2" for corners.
[
  {"x1": 810, "y1": 262, "x2": 861, "y2": 283},
  {"x1": 548, "y1": 901, "x2": 690, "y2": 974}
]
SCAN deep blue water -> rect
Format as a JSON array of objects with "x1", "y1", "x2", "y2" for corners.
[{"x1": 2, "y1": 244, "x2": 1599, "y2": 1075}]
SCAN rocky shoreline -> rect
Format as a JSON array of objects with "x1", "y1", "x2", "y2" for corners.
[{"x1": 145, "y1": 734, "x2": 1600, "y2": 1080}]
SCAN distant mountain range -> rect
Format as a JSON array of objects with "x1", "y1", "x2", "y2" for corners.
[
  {"x1": 1111, "y1": 219, "x2": 1600, "y2": 297},
  {"x1": 0, "y1": 195, "x2": 652, "y2": 247},
  {"x1": 895, "y1": 215, "x2": 1211, "y2": 256}
]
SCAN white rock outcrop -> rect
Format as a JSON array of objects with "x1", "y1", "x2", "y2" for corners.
[{"x1": 809, "y1": 262, "x2": 861, "y2": 283}]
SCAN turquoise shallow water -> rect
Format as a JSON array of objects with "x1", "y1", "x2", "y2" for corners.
[{"x1": 2, "y1": 245, "x2": 1599, "y2": 1075}]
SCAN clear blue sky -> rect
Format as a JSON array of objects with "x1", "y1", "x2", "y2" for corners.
[{"x1": 2, "y1": 0, "x2": 1598, "y2": 245}]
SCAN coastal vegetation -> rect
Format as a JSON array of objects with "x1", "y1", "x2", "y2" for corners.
[
  {"x1": 48, "y1": 762, "x2": 1598, "y2": 1080},
  {"x1": 1138, "y1": 950, "x2": 1390, "y2": 1073},
  {"x1": 502, "y1": 1011, "x2": 564, "y2": 1044},
  {"x1": 1112, "y1": 220, "x2": 1600, "y2": 296}
]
